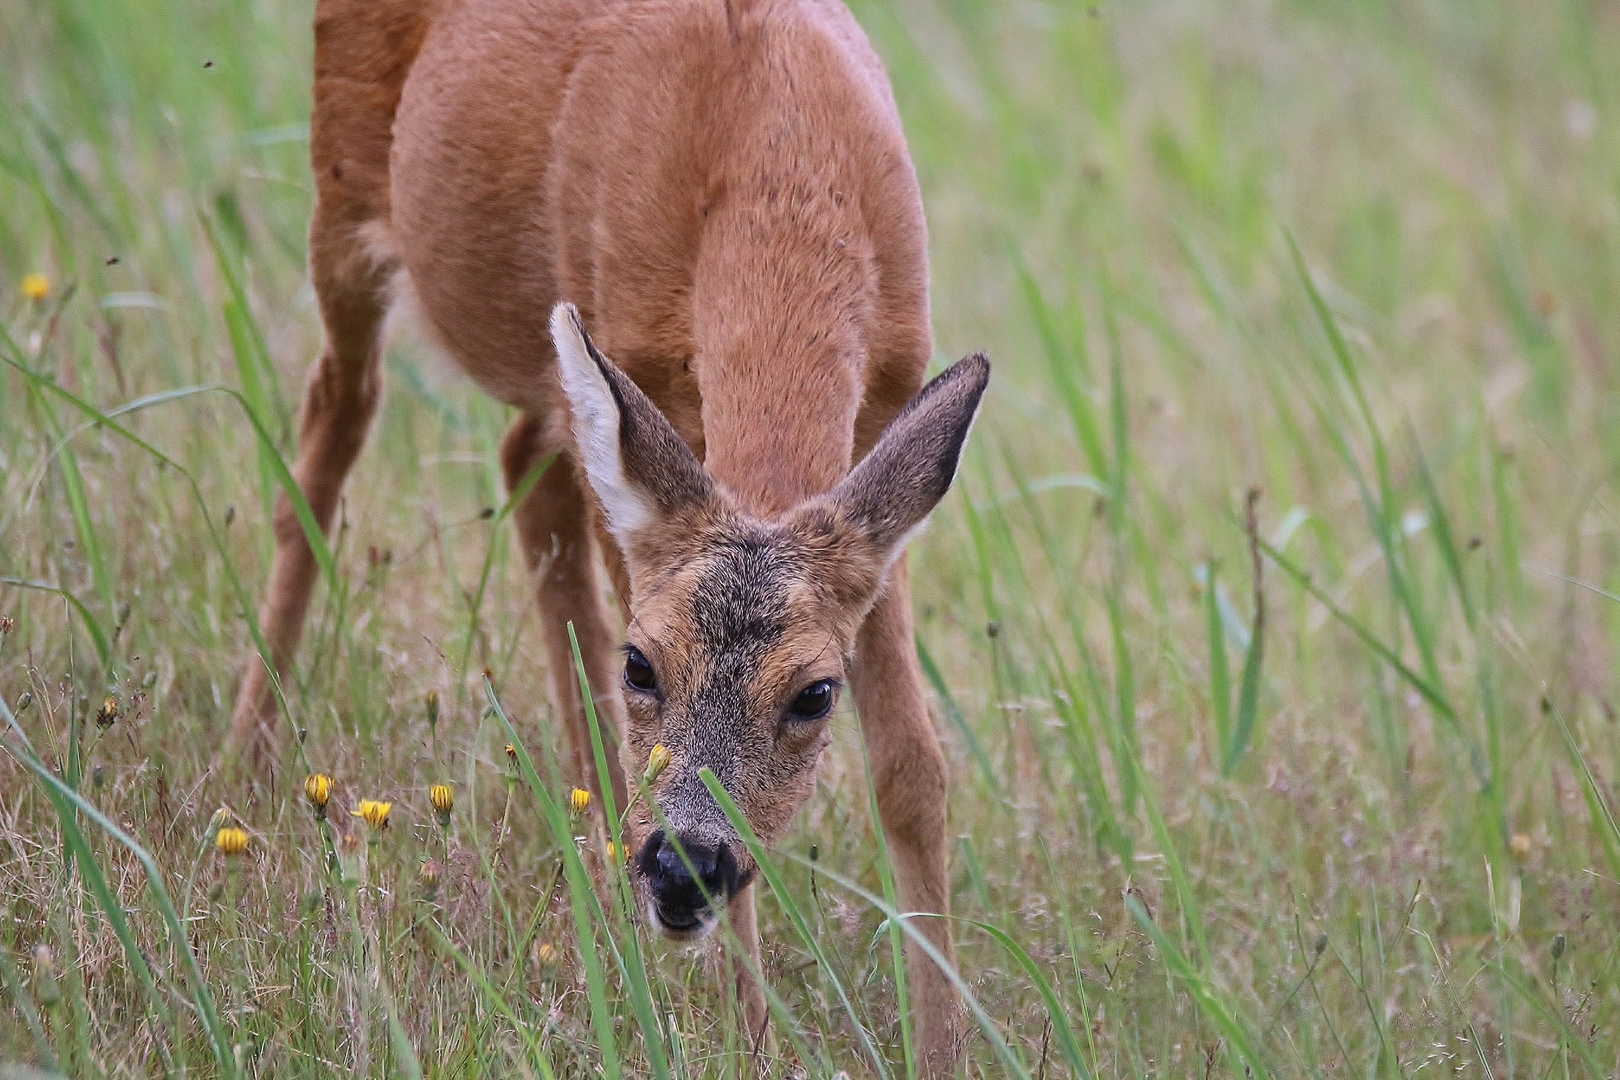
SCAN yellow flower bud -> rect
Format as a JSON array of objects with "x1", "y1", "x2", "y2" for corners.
[
  {"x1": 21, "y1": 273, "x2": 48, "y2": 301},
  {"x1": 206, "y1": 805, "x2": 235, "y2": 836},
  {"x1": 215, "y1": 826, "x2": 249, "y2": 857},
  {"x1": 418, "y1": 858, "x2": 444, "y2": 896},
  {"x1": 569, "y1": 787, "x2": 591, "y2": 815},
  {"x1": 646, "y1": 743, "x2": 672, "y2": 781},
  {"x1": 304, "y1": 773, "x2": 333, "y2": 819},
  {"x1": 430, "y1": 783, "x2": 454, "y2": 829}
]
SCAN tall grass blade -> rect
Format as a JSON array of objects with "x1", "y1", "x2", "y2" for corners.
[
  {"x1": 700, "y1": 767, "x2": 1033, "y2": 1080},
  {"x1": 0, "y1": 942, "x2": 60, "y2": 1075},
  {"x1": 1222, "y1": 492, "x2": 1266, "y2": 776},
  {"x1": 966, "y1": 919, "x2": 1093, "y2": 1080},
  {"x1": 1126, "y1": 895, "x2": 1271, "y2": 1080},
  {"x1": 568, "y1": 623, "x2": 672, "y2": 1080},
  {"x1": 483, "y1": 677, "x2": 622, "y2": 1080},
  {"x1": 6, "y1": 750, "x2": 236, "y2": 1079},
  {"x1": 0, "y1": 577, "x2": 110, "y2": 672},
  {"x1": 1204, "y1": 562, "x2": 1232, "y2": 756},
  {"x1": 456, "y1": 451, "x2": 555, "y2": 680},
  {"x1": 697, "y1": 764, "x2": 894, "y2": 1080},
  {"x1": 915, "y1": 634, "x2": 997, "y2": 791},
  {"x1": 427, "y1": 925, "x2": 558, "y2": 1079},
  {"x1": 1259, "y1": 536, "x2": 1488, "y2": 786}
]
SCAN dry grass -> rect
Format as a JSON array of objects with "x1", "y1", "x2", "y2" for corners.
[{"x1": 4, "y1": 0, "x2": 1620, "y2": 1076}]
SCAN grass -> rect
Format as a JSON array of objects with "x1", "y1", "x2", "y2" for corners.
[{"x1": 4, "y1": 0, "x2": 1620, "y2": 1075}]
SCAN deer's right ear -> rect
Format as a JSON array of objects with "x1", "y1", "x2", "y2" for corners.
[
  {"x1": 551, "y1": 303, "x2": 714, "y2": 549},
  {"x1": 817, "y1": 351, "x2": 989, "y2": 566}
]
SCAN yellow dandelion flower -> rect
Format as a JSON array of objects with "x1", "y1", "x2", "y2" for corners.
[
  {"x1": 21, "y1": 273, "x2": 49, "y2": 302},
  {"x1": 304, "y1": 773, "x2": 333, "y2": 819},
  {"x1": 604, "y1": 839, "x2": 627, "y2": 864},
  {"x1": 352, "y1": 799, "x2": 392, "y2": 832},
  {"x1": 534, "y1": 941, "x2": 558, "y2": 968},
  {"x1": 646, "y1": 743, "x2": 672, "y2": 782},
  {"x1": 569, "y1": 787, "x2": 591, "y2": 815},
  {"x1": 504, "y1": 742, "x2": 518, "y2": 764},
  {"x1": 215, "y1": 826, "x2": 249, "y2": 857}
]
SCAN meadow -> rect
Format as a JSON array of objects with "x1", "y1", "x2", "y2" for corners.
[{"x1": 3, "y1": 0, "x2": 1620, "y2": 1075}]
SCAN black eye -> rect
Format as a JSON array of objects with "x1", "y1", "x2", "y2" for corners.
[
  {"x1": 623, "y1": 646, "x2": 657, "y2": 693},
  {"x1": 788, "y1": 679, "x2": 837, "y2": 720}
]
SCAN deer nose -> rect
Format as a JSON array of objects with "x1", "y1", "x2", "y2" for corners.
[{"x1": 638, "y1": 829, "x2": 739, "y2": 933}]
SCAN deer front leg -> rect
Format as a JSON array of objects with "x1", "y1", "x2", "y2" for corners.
[
  {"x1": 849, "y1": 557, "x2": 960, "y2": 1078},
  {"x1": 725, "y1": 882, "x2": 769, "y2": 1051},
  {"x1": 500, "y1": 417, "x2": 628, "y2": 810}
]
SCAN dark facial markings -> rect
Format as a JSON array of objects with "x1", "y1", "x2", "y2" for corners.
[{"x1": 683, "y1": 529, "x2": 791, "y2": 783}]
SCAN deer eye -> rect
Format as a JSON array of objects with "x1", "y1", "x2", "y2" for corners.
[
  {"x1": 623, "y1": 646, "x2": 658, "y2": 693},
  {"x1": 788, "y1": 679, "x2": 838, "y2": 720}
]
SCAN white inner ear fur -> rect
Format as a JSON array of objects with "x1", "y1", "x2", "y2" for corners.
[{"x1": 550, "y1": 303, "x2": 655, "y2": 546}]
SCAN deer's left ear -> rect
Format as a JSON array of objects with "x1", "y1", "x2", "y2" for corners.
[
  {"x1": 819, "y1": 351, "x2": 989, "y2": 564},
  {"x1": 551, "y1": 303, "x2": 714, "y2": 550}
]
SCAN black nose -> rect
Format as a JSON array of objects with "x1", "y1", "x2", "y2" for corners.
[{"x1": 637, "y1": 829, "x2": 740, "y2": 929}]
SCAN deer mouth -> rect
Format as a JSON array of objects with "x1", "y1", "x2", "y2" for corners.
[{"x1": 648, "y1": 898, "x2": 720, "y2": 940}]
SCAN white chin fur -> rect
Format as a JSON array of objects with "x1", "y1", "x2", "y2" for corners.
[{"x1": 647, "y1": 900, "x2": 721, "y2": 942}]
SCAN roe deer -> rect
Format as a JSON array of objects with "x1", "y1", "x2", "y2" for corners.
[{"x1": 228, "y1": 0, "x2": 989, "y2": 1069}]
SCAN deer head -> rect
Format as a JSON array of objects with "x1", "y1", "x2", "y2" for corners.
[{"x1": 551, "y1": 302, "x2": 988, "y2": 938}]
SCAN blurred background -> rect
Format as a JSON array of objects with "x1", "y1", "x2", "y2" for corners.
[{"x1": 3, "y1": 0, "x2": 1619, "y2": 1076}]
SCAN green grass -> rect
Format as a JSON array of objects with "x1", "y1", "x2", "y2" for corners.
[{"x1": 4, "y1": 0, "x2": 1620, "y2": 1075}]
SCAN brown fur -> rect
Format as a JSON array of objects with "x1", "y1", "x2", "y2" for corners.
[{"x1": 228, "y1": 0, "x2": 985, "y2": 1071}]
